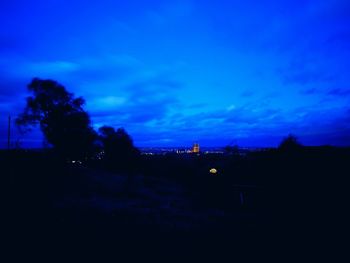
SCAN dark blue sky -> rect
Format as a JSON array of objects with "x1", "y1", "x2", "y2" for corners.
[{"x1": 1, "y1": 0, "x2": 350, "y2": 148}]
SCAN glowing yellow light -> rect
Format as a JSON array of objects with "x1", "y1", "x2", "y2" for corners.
[
  {"x1": 209, "y1": 168, "x2": 217, "y2": 174},
  {"x1": 192, "y1": 143, "x2": 200, "y2": 153}
]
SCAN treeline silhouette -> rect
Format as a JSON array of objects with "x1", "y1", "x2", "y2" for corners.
[{"x1": 16, "y1": 78, "x2": 139, "y2": 170}]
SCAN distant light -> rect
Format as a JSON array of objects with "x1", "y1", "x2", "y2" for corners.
[
  {"x1": 209, "y1": 168, "x2": 218, "y2": 174},
  {"x1": 192, "y1": 143, "x2": 200, "y2": 153},
  {"x1": 72, "y1": 160, "x2": 76, "y2": 163}
]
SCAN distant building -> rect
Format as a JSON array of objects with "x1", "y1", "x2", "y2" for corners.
[{"x1": 192, "y1": 143, "x2": 200, "y2": 153}]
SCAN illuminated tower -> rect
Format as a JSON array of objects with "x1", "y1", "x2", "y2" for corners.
[{"x1": 192, "y1": 143, "x2": 200, "y2": 153}]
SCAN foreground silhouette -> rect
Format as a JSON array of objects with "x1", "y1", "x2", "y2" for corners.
[
  {"x1": 3, "y1": 143, "x2": 349, "y2": 259},
  {"x1": 278, "y1": 134, "x2": 303, "y2": 152},
  {"x1": 98, "y1": 126, "x2": 140, "y2": 171},
  {"x1": 16, "y1": 78, "x2": 97, "y2": 159},
  {"x1": 16, "y1": 78, "x2": 139, "y2": 167}
]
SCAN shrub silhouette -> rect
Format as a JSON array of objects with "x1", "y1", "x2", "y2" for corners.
[
  {"x1": 278, "y1": 134, "x2": 303, "y2": 152},
  {"x1": 98, "y1": 126, "x2": 140, "y2": 171},
  {"x1": 16, "y1": 78, "x2": 97, "y2": 159}
]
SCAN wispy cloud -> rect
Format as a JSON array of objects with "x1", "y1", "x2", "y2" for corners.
[{"x1": 327, "y1": 88, "x2": 350, "y2": 97}]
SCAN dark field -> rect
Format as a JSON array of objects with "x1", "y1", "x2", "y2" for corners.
[{"x1": 2, "y1": 148, "x2": 349, "y2": 260}]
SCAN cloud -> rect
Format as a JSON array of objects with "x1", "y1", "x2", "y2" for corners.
[
  {"x1": 281, "y1": 70, "x2": 335, "y2": 86},
  {"x1": 0, "y1": 77, "x2": 25, "y2": 98},
  {"x1": 0, "y1": 35, "x2": 26, "y2": 54},
  {"x1": 129, "y1": 101, "x2": 350, "y2": 147},
  {"x1": 0, "y1": 52, "x2": 184, "y2": 131},
  {"x1": 327, "y1": 88, "x2": 350, "y2": 97},
  {"x1": 88, "y1": 73, "x2": 183, "y2": 129},
  {"x1": 70, "y1": 55, "x2": 143, "y2": 83},
  {"x1": 89, "y1": 96, "x2": 127, "y2": 112},
  {"x1": 0, "y1": 73, "x2": 29, "y2": 117},
  {"x1": 21, "y1": 61, "x2": 80, "y2": 76},
  {"x1": 301, "y1": 88, "x2": 318, "y2": 95},
  {"x1": 278, "y1": 55, "x2": 336, "y2": 86},
  {"x1": 240, "y1": 90, "x2": 254, "y2": 97},
  {"x1": 300, "y1": 87, "x2": 350, "y2": 98},
  {"x1": 0, "y1": 58, "x2": 80, "y2": 98},
  {"x1": 265, "y1": 0, "x2": 350, "y2": 89}
]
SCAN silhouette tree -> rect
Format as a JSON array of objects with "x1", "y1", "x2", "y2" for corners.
[
  {"x1": 278, "y1": 134, "x2": 303, "y2": 152},
  {"x1": 16, "y1": 78, "x2": 97, "y2": 159},
  {"x1": 98, "y1": 126, "x2": 140, "y2": 170}
]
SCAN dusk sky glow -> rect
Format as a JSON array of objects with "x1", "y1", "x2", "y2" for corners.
[{"x1": 1, "y1": 0, "x2": 350, "y2": 147}]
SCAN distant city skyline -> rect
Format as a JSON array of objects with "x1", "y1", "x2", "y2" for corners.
[{"x1": 1, "y1": 0, "x2": 350, "y2": 148}]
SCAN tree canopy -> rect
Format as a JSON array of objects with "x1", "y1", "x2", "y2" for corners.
[
  {"x1": 98, "y1": 126, "x2": 140, "y2": 170},
  {"x1": 16, "y1": 78, "x2": 97, "y2": 158}
]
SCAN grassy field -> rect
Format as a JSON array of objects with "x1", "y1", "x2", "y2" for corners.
[{"x1": 2, "y1": 147, "x2": 349, "y2": 259}]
